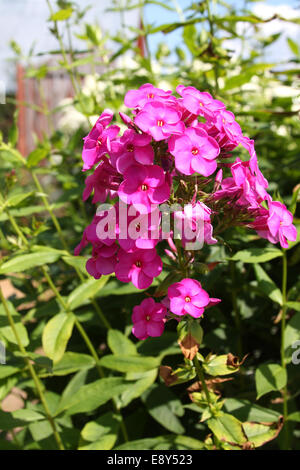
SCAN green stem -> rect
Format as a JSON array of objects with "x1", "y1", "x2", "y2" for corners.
[
  {"x1": 0, "y1": 286, "x2": 64, "y2": 450},
  {"x1": 32, "y1": 172, "x2": 69, "y2": 252},
  {"x1": 46, "y1": 0, "x2": 79, "y2": 95},
  {"x1": 230, "y1": 261, "x2": 242, "y2": 358},
  {"x1": 281, "y1": 250, "x2": 289, "y2": 449},
  {"x1": 193, "y1": 355, "x2": 213, "y2": 410}
]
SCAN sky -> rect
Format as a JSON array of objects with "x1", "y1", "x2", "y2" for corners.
[{"x1": 0, "y1": 0, "x2": 299, "y2": 92}]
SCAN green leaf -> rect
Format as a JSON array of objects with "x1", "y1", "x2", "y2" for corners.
[
  {"x1": 207, "y1": 412, "x2": 246, "y2": 445},
  {"x1": 0, "y1": 365, "x2": 21, "y2": 379},
  {"x1": 182, "y1": 24, "x2": 198, "y2": 55},
  {"x1": 99, "y1": 354, "x2": 160, "y2": 373},
  {"x1": 203, "y1": 354, "x2": 239, "y2": 376},
  {"x1": 224, "y1": 398, "x2": 281, "y2": 423},
  {"x1": 67, "y1": 277, "x2": 110, "y2": 309},
  {"x1": 0, "y1": 250, "x2": 62, "y2": 274},
  {"x1": 27, "y1": 148, "x2": 48, "y2": 168},
  {"x1": 42, "y1": 313, "x2": 75, "y2": 363},
  {"x1": 284, "y1": 312, "x2": 300, "y2": 363},
  {"x1": 177, "y1": 318, "x2": 203, "y2": 345},
  {"x1": 286, "y1": 302, "x2": 300, "y2": 312},
  {"x1": 56, "y1": 378, "x2": 129, "y2": 415},
  {"x1": 107, "y1": 329, "x2": 137, "y2": 356},
  {"x1": 0, "y1": 410, "x2": 27, "y2": 431},
  {"x1": 50, "y1": 8, "x2": 73, "y2": 21},
  {"x1": 287, "y1": 37, "x2": 299, "y2": 56},
  {"x1": 255, "y1": 363, "x2": 287, "y2": 399},
  {"x1": 242, "y1": 421, "x2": 282, "y2": 448},
  {"x1": 62, "y1": 256, "x2": 88, "y2": 274},
  {"x1": 6, "y1": 192, "x2": 33, "y2": 207},
  {"x1": 223, "y1": 64, "x2": 274, "y2": 91},
  {"x1": 0, "y1": 146, "x2": 25, "y2": 166},
  {"x1": 78, "y1": 435, "x2": 117, "y2": 450},
  {"x1": 0, "y1": 301, "x2": 29, "y2": 347},
  {"x1": 137, "y1": 332, "x2": 179, "y2": 359},
  {"x1": 254, "y1": 264, "x2": 283, "y2": 305},
  {"x1": 29, "y1": 420, "x2": 53, "y2": 442},
  {"x1": 12, "y1": 409, "x2": 45, "y2": 422},
  {"x1": 115, "y1": 435, "x2": 204, "y2": 450},
  {"x1": 119, "y1": 369, "x2": 157, "y2": 408},
  {"x1": 50, "y1": 352, "x2": 96, "y2": 376},
  {"x1": 80, "y1": 411, "x2": 121, "y2": 450},
  {"x1": 230, "y1": 247, "x2": 283, "y2": 263},
  {"x1": 142, "y1": 384, "x2": 185, "y2": 434},
  {"x1": 59, "y1": 370, "x2": 89, "y2": 405},
  {"x1": 287, "y1": 411, "x2": 300, "y2": 422}
]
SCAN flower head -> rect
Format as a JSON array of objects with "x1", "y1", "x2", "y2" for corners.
[
  {"x1": 82, "y1": 110, "x2": 120, "y2": 171},
  {"x1": 168, "y1": 278, "x2": 220, "y2": 318},
  {"x1": 176, "y1": 85, "x2": 225, "y2": 120},
  {"x1": 135, "y1": 101, "x2": 184, "y2": 141},
  {"x1": 83, "y1": 157, "x2": 120, "y2": 203},
  {"x1": 115, "y1": 248, "x2": 163, "y2": 289},
  {"x1": 132, "y1": 298, "x2": 167, "y2": 340},
  {"x1": 169, "y1": 127, "x2": 219, "y2": 176},
  {"x1": 111, "y1": 129, "x2": 154, "y2": 174},
  {"x1": 252, "y1": 200, "x2": 297, "y2": 248},
  {"x1": 86, "y1": 243, "x2": 118, "y2": 279},
  {"x1": 118, "y1": 164, "x2": 171, "y2": 213},
  {"x1": 125, "y1": 83, "x2": 174, "y2": 109}
]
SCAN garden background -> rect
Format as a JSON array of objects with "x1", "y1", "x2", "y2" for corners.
[{"x1": 0, "y1": 0, "x2": 299, "y2": 451}]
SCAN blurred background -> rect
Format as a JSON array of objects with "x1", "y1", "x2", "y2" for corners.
[{"x1": 0, "y1": 0, "x2": 299, "y2": 158}]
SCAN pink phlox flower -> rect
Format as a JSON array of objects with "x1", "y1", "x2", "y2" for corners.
[
  {"x1": 82, "y1": 110, "x2": 120, "y2": 171},
  {"x1": 213, "y1": 158, "x2": 269, "y2": 209},
  {"x1": 132, "y1": 297, "x2": 167, "y2": 340},
  {"x1": 176, "y1": 85, "x2": 225, "y2": 120},
  {"x1": 174, "y1": 202, "x2": 217, "y2": 247},
  {"x1": 74, "y1": 209, "x2": 117, "y2": 257},
  {"x1": 116, "y1": 204, "x2": 161, "y2": 252},
  {"x1": 134, "y1": 101, "x2": 185, "y2": 141},
  {"x1": 124, "y1": 83, "x2": 174, "y2": 110},
  {"x1": 168, "y1": 126, "x2": 220, "y2": 176},
  {"x1": 115, "y1": 248, "x2": 163, "y2": 289},
  {"x1": 110, "y1": 129, "x2": 154, "y2": 173},
  {"x1": 118, "y1": 164, "x2": 171, "y2": 214},
  {"x1": 168, "y1": 278, "x2": 218, "y2": 318},
  {"x1": 86, "y1": 243, "x2": 118, "y2": 279},
  {"x1": 83, "y1": 157, "x2": 121, "y2": 204},
  {"x1": 252, "y1": 200, "x2": 297, "y2": 248}
]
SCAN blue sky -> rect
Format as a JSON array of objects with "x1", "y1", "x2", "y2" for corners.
[{"x1": 0, "y1": 0, "x2": 299, "y2": 92}]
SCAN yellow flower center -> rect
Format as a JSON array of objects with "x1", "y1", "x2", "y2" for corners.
[
  {"x1": 157, "y1": 120, "x2": 164, "y2": 127},
  {"x1": 185, "y1": 296, "x2": 191, "y2": 303}
]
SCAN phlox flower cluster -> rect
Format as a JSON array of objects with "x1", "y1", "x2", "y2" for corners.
[{"x1": 76, "y1": 83, "x2": 297, "y2": 340}]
